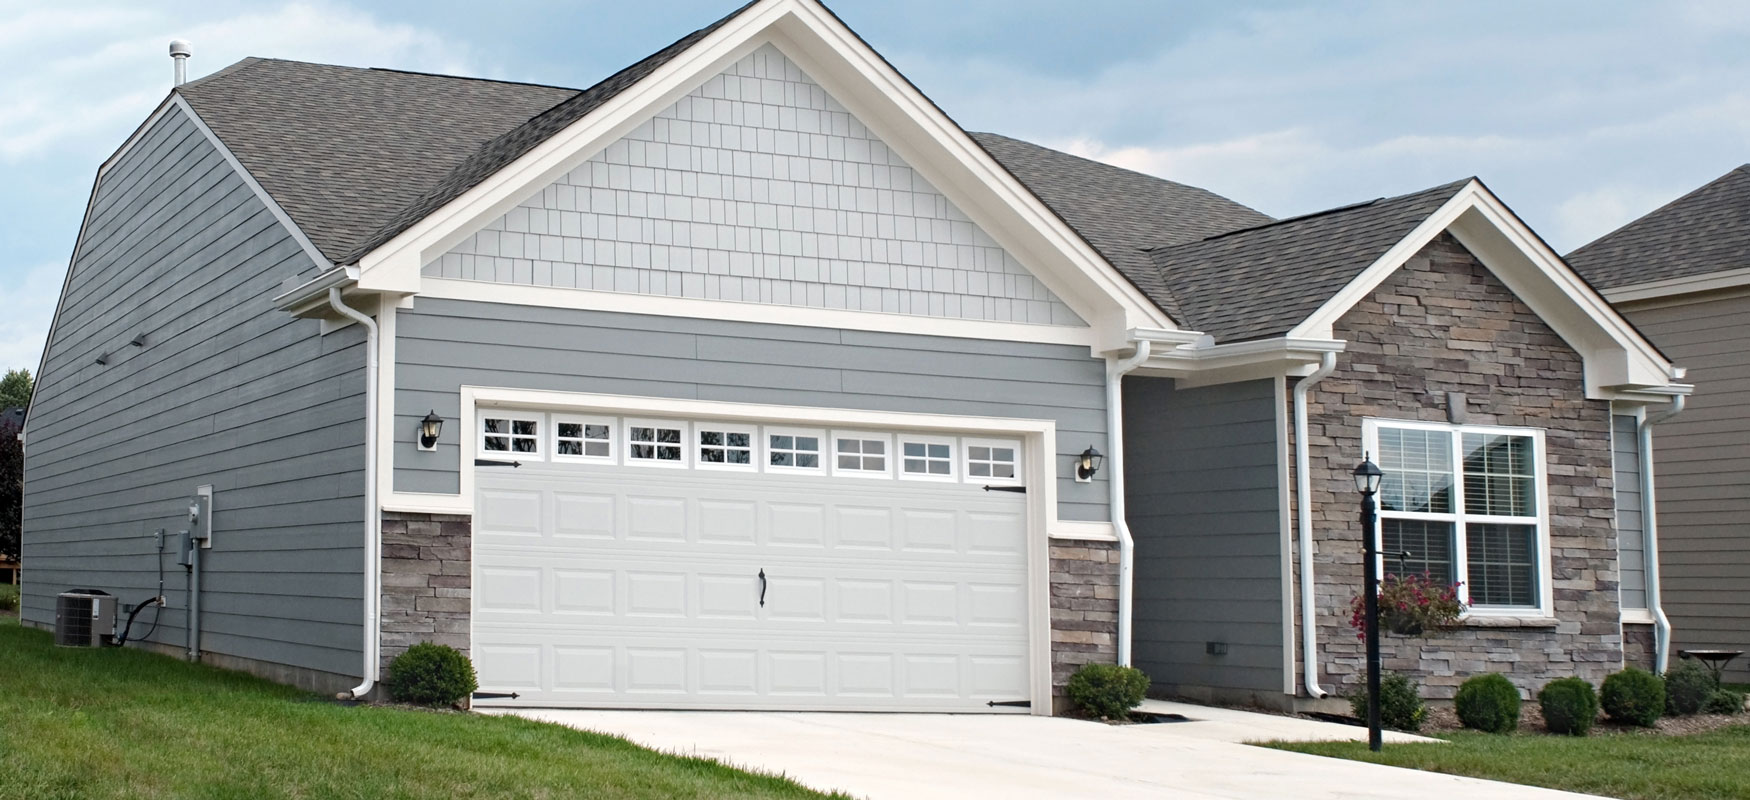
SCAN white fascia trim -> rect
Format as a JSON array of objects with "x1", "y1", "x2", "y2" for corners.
[
  {"x1": 1287, "y1": 181, "x2": 1683, "y2": 399},
  {"x1": 1139, "y1": 334, "x2": 1347, "y2": 375},
  {"x1": 354, "y1": 0, "x2": 1168, "y2": 341},
  {"x1": 420, "y1": 278, "x2": 1096, "y2": 347},
  {"x1": 1604, "y1": 266, "x2": 1750, "y2": 305}
]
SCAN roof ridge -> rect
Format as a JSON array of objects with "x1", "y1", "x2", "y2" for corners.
[
  {"x1": 175, "y1": 56, "x2": 264, "y2": 92},
  {"x1": 366, "y1": 66, "x2": 586, "y2": 93},
  {"x1": 1167, "y1": 178, "x2": 1472, "y2": 246},
  {"x1": 970, "y1": 131, "x2": 1272, "y2": 218},
  {"x1": 1568, "y1": 164, "x2": 1749, "y2": 257}
]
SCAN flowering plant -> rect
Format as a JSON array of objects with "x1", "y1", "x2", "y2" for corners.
[{"x1": 1349, "y1": 573, "x2": 1465, "y2": 638}]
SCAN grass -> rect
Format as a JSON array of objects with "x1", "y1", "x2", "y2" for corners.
[
  {"x1": 0, "y1": 617, "x2": 841, "y2": 800},
  {"x1": 0, "y1": 583, "x2": 18, "y2": 613},
  {"x1": 1269, "y1": 727, "x2": 1750, "y2": 800}
]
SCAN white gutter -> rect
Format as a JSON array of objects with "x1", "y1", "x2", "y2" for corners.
[
  {"x1": 1639, "y1": 394, "x2": 1685, "y2": 673},
  {"x1": 326, "y1": 287, "x2": 382, "y2": 700},
  {"x1": 1106, "y1": 339, "x2": 1151, "y2": 667},
  {"x1": 1294, "y1": 351, "x2": 1339, "y2": 698}
]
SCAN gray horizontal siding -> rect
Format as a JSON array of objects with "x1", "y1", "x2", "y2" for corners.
[
  {"x1": 1624, "y1": 293, "x2": 1750, "y2": 679},
  {"x1": 1613, "y1": 414, "x2": 1647, "y2": 610},
  {"x1": 1124, "y1": 377, "x2": 1285, "y2": 695},
  {"x1": 21, "y1": 105, "x2": 367, "y2": 678},
  {"x1": 393, "y1": 298, "x2": 1109, "y2": 521}
]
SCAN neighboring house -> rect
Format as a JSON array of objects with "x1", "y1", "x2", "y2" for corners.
[
  {"x1": 1567, "y1": 164, "x2": 1750, "y2": 682},
  {"x1": 21, "y1": 0, "x2": 1688, "y2": 713}
]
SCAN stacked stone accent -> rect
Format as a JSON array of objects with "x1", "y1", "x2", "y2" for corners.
[
  {"x1": 1050, "y1": 540, "x2": 1120, "y2": 692},
  {"x1": 1289, "y1": 233, "x2": 1621, "y2": 701},
  {"x1": 380, "y1": 512, "x2": 472, "y2": 672},
  {"x1": 1623, "y1": 624, "x2": 1656, "y2": 671}
]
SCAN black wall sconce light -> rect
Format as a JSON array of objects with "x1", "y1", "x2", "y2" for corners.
[
  {"x1": 418, "y1": 410, "x2": 444, "y2": 451},
  {"x1": 1075, "y1": 446, "x2": 1103, "y2": 482}
]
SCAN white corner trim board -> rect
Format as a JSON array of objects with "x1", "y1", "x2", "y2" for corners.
[
  {"x1": 1286, "y1": 180, "x2": 1682, "y2": 399},
  {"x1": 353, "y1": 0, "x2": 1171, "y2": 343},
  {"x1": 419, "y1": 278, "x2": 1098, "y2": 348}
]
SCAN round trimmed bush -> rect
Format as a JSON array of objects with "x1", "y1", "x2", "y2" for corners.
[
  {"x1": 1601, "y1": 668, "x2": 1665, "y2": 727},
  {"x1": 1066, "y1": 663, "x2": 1149, "y2": 720},
  {"x1": 1704, "y1": 688, "x2": 1745, "y2": 716},
  {"x1": 1349, "y1": 672, "x2": 1428, "y2": 732},
  {"x1": 1537, "y1": 677, "x2": 1599, "y2": 736},
  {"x1": 1455, "y1": 673, "x2": 1521, "y2": 733},
  {"x1": 1665, "y1": 660, "x2": 1714, "y2": 716},
  {"x1": 386, "y1": 642, "x2": 478, "y2": 706}
]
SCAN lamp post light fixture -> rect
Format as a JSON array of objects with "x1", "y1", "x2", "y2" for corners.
[
  {"x1": 1354, "y1": 455, "x2": 1386, "y2": 752},
  {"x1": 417, "y1": 411, "x2": 444, "y2": 451},
  {"x1": 1075, "y1": 446, "x2": 1103, "y2": 482}
]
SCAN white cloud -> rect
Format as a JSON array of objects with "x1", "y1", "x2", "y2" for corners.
[
  {"x1": 0, "y1": 261, "x2": 67, "y2": 374},
  {"x1": 1553, "y1": 185, "x2": 1687, "y2": 252}
]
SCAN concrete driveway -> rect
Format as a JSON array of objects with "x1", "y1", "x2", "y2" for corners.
[{"x1": 492, "y1": 702, "x2": 1607, "y2": 800}]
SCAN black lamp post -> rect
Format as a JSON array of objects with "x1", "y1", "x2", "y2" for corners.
[{"x1": 1354, "y1": 455, "x2": 1385, "y2": 752}]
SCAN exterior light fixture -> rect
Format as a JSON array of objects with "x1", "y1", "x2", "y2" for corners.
[
  {"x1": 1354, "y1": 453, "x2": 1385, "y2": 752},
  {"x1": 418, "y1": 410, "x2": 444, "y2": 451},
  {"x1": 130, "y1": 333, "x2": 147, "y2": 347},
  {"x1": 1075, "y1": 446, "x2": 1103, "y2": 482},
  {"x1": 95, "y1": 353, "x2": 109, "y2": 366}
]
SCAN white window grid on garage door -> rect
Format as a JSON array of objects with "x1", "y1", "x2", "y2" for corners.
[{"x1": 475, "y1": 410, "x2": 1023, "y2": 486}]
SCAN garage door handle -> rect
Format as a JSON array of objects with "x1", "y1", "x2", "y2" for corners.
[{"x1": 758, "y1": 569, "x2": 767, "y2": 607}]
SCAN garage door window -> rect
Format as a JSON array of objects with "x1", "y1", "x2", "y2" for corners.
[
  {"x1": 767, "y1": 428, "x2": 823, "y2": 472},
  {"x1": 834, "y1": 433, "x2": 891, "y2": 477},
  {"x1": 900, "y1": 436, "x2": 955, "y2": 482},
  {"x1": 965, "y1": 439, "x2": 1021, "y2": 483},
  {"x1": 554, "y1": 415, "x2": 614, "y2": 462},
  {"x1": 697, "y1": 424, "x2": 756, "y2": 470},
  {"x1": 627, "y1": 419, "x2": 687, "y2": 467},
  {"x1": 482, "y1": 413, "x2": 541, "y2": 457}
]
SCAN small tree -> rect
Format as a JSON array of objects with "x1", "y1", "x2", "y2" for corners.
[
  {"x1": 0, "y1": 369, "x2": 31, "y2": 411},
  {"x1": 0, "y1": 369, "x2": 32, "y2": 566}
]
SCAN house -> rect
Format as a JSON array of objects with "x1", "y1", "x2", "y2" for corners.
[
  {"x1": 20, "y1": 0, "x2": 1689, "y2": 713},
  {"x1": 1567, "y1": 165, "x2": 1750, "y2": 682}
]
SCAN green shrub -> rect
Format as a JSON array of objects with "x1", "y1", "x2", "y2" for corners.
[
  {"x1": 1665, "y1": 660, "x2": 1714, "y2": 716},
  {"x1": 1602, "y1": 668, "x2": 1666, "y2": 727},
  {"x1": 1704, "y1": 688, "x2": 1745, "y2": 716},
  {"x1": 1537, "y1": 677, "x2": 1599, "y2": 735},
  {"x1": 1454, "y1": 673, "x2": 1522, "y2": 733},
  {"x1": 1065, "y1": 663, "x2": 1149, "y2": 720},
  {"x1": 0, "y1": 584, "x2": 18, "y2": 612},
  {"x1": 1349, "y1": 672, "x2": 1428, "y2": 732},
  {"x1": 386, "y1": 642, "x2": 477, "y2": 707}
]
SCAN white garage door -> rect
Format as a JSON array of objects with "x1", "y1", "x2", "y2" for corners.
[{"x1": 469, "y1": 411, "x2": 1033, "y2": 712}]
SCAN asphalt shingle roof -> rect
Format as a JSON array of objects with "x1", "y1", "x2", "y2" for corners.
[
  {"x1": 1565, "y1": 164, "x2": 1750, "y2": 290},
  {"x1": 1146, "y1": 180, "x2": 1471, "y2": 342},
  {"x1": 969, "y1": 132, "x2": 1273, "y2": 323}
]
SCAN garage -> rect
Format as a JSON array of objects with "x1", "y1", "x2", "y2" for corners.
[{"x1": 468, "y1": 408, "x2": 1037, "y2": 712}]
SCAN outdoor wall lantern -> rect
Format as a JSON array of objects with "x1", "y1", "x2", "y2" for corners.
[
  {"x1": 1075, "y1": 446, "x2": 1103, "y2": 482},
  {"x1": 418, "y1": 411, "x2": 444, "y2": 451},
  {"x1": 1354, "y1": 454, "x2": 1386, "y2": 752}
]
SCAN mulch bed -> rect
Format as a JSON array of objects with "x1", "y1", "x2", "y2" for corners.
[{"x1": 1419, "y1": 703, "x2": 1745, "y2": 736}]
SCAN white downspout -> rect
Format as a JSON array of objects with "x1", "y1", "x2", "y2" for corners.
[
  {"x1": 1294, "y1": 351, "x2": 1339, "y2": 698},
  {"x1": 327, "y1": 287, "x2": 381, "y2": 700},
  {"x1": 1640, "y1": 395, "x2": 1685, "y2": 673},
  {"x1": 1107, "y1": 340, "x2": 1151, "y2": 667}
]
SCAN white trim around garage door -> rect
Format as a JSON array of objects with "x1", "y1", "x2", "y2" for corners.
[{"x1": 446, "y1": 386, "x2": 1059, "y2": 713}]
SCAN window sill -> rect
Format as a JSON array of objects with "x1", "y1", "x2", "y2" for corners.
[{"x1": 1461, "y1": 615, "x2": 1559, "y2": 629}]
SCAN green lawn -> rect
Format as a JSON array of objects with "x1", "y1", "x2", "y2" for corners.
[
  {"x1": 1270, "y1": 728, "x2": 1750, "y2": 800},
  {"x1": 0, "y1": 617, "x2": 840, "y2": 800}
]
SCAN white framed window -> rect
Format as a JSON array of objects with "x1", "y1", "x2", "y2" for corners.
[
  {"x1": 480, "y1": 411, "x2": 543, "y2": 459},
  {"x1": 766, "y1": 427, "x2": 824, "y2": 473},
  {"x1": 553, "y1": 414, "x2": 615, "y2": 463},
  {"x1": 899, "y1": 435, "x2": 957, "y2": 482},
  {"x1": 832, "y1": 431, "x2": 892, "y2": 478},
  {"x1": 696, "y1": 422, "x2": 757, "y2": 471},
  {"x1": 964, "y1": 438, "x2": 1022, "y2": 485},
  {"x1": 625, "y1": 418, "x2": 688, "y2": 467},
  {"x1": 1363, "y1": 419, "x2": 1550, "y2": 616}
]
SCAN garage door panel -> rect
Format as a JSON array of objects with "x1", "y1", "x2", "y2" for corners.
[{"x1": 473, "y1": 436, "x2": 1031, "y2": 711}]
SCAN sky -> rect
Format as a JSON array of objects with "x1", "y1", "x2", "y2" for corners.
[{"x1": 1, "y1": 0, "x2": 1746, "y2": 375}]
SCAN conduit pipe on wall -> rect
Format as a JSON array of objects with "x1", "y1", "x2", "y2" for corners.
[
  {"x1": 1639, "y1": 394, "x2": 1685, "y2": 674},
  {"x1": 327, "y1": 288, "x2": 381, "y2": 701},
  {"x1": 1293, "y1": 351, "x2": 1339, "y2": 698},
  {"x1": 1106, "y1": 339, "x2": 1151, "y2": 667}
]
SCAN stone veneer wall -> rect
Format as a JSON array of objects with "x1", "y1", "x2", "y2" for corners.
[
  {"x1": 380, "y1": 512, "x2": 472, "y2": 673},
  {"x1": 1623, "y1": 623, "x2": 1656, "y2": 671},
  {"x1": 1290, "y1": 233, "x2": 1621, "y2": 701},
  {"x1": 1050, "y1": 540, "x2": 1121, "y2": 694}
]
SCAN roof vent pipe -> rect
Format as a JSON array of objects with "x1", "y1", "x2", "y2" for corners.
[{"x1": 169, "y1": 40, "x2": 192, "y2": 86}]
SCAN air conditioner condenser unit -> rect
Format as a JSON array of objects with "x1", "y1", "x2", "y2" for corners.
[{"x1": 55, "y1": 589, "x2": 118, "y2": 648}]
